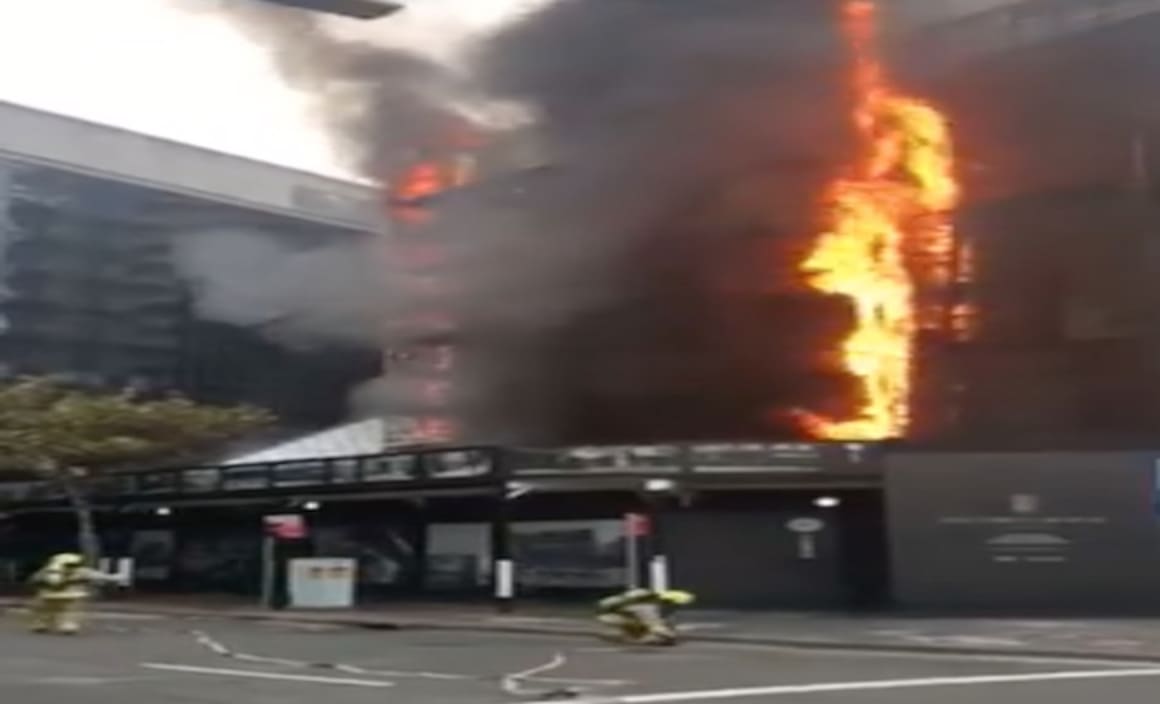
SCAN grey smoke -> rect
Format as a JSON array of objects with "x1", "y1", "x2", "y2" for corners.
[
  {"x1": 183, "y1": 0, "x2": 476, "y2": 179},
  {"x1": 173, "y1": 228, "x2": 387, "y2": 349}
]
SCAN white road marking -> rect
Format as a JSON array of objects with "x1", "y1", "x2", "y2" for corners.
[
  {"x1": 330, "y1": 663, "x2": 471, "y2": 681},
  {"x1": 676, "y1": 623, "x2": 726, "y2": 633},
  {"x1": 532, "y1": 676, "x2": 633, "y2": 686},
  {"x1": 541, "y1": 667, "x2": 1160, "y2": 703},
  {"x1": 32, "y1": 676, "x2": 150, "y2": 686},
  {"x1": 140, "y1": 663, "x2": 394, "y2": 687},
  {"x1": 614, "y1": 637, "x2": 1160, "y2": 670}
]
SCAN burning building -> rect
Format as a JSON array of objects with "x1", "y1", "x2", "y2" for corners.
[
  {"x1": 209, "y1": 0, "x2": 1160, "y2": 449},
  {"x1": 414, "y1": 0, "x2": 962, "y2": 445},
  {"x1": 894, "y1": 0, "x2": 1160, "y2": 448},
  {"x1": 378, "y1": 124, "x2": 479, "y2": 445}
]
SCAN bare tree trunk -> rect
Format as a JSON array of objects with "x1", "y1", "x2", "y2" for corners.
[{"x1": 58, "y1": 468, "x2": 101, "y2": 566}]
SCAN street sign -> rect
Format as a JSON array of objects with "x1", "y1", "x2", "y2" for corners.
[
  {"x1": 786, "y1": 517, "x2": 825, "y2": 534},
  {"x1": 264, "y1": 514, "x2": 307, "y2": 540},
  {"x1": 786, "y1": 517, "x2": 825, "y2": 560},
  {"x1": 625, "y1": 512, "x2": 651, "y2": 537}
]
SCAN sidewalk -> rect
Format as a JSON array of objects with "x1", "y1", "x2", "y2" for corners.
[{"x1": 6, "y1": 594, "x2": 1160, "y2": 663}]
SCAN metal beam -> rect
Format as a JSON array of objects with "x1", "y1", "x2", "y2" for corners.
[
  {"x1": 257, "y1": 0, "x2": 403, "y2": 20},
  {"x1": 902, "y1": 0, "x2": 1160, "y2": 77}
]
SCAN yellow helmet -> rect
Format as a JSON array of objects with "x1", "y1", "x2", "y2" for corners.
[
  {"x1": 48, "y1": 553, "x2": 84, "y2": 568},
  {"x1": 660, "y1": 589, "x2": 695, "y2": 606}
]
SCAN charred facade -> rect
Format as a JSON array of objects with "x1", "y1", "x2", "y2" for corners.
[{"x1": 907, "y1": 8, "x2": 1160, "y2": 447}]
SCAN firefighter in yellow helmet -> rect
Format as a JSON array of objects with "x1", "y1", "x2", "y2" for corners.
[
  {"x1": 27, "y1": 553, "x2": 119, "y2": 634},
  {"x1": 596, "y1": 588, "x2": 695, "y2": 645}
]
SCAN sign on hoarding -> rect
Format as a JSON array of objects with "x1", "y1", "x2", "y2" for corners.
[
  {"x1": 689, "y1": 443, "x2": 825, "y2": 473},
  {"x1": 625, "y1": 512, "x2": 651, "y2": 538},
  {"x1": 518, "y1": 445, "x2": 682, "y2": 474}
]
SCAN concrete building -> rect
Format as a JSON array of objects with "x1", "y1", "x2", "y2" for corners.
[{"x1": 0, "y1": 100, "x2": 383, "y2": 426}]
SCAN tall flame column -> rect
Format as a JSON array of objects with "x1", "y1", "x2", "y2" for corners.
[{"x1": 797, "y1": 0, "x2": 959, "y2": 440}]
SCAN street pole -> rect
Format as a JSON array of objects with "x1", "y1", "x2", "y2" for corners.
[
  {"x1": 646, "y1": 497, "x2": 670, "y2": 592},
  {"x1": 492, "y1": 496, "x2": 514, "y2": 611},
  {"x1": 625, "y1": 519, "x2": 640, "y2": 589},
  {"x1": 491, "y1": 451, "x2": 515, "y2": 612},
  {"x1": 640, "y1": 477, "x2": 681, "y2": 593},
  {"x1": 260, "y1": 534, "x2": 276, "y2": 609}
]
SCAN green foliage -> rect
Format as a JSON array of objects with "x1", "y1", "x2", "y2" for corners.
[{"x1": 0, "y1": 377, "x2": 273, "y2": 476}]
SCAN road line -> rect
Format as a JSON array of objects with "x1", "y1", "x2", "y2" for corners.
[
  {"x1": 140, "y1": 663, "x2": 394, "y2": 687},
  {"x1": 541, "y1": 667, "x2": 1160, "y2": 703}
]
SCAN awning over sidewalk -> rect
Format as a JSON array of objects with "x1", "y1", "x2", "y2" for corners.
[{"x1": 220, "y1": 418, "x2": 390, "y2": 466}]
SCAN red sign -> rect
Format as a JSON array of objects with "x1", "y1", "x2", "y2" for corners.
[
  {"x1": 264, "y1": 514, "x2": 307, "y2": 540},
  {"x1": 625, "y1": 512, "x2": 651, "y2": 538}
]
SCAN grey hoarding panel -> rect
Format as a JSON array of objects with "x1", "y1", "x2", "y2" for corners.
[{"x1": 887, "y1": 452, "x2": 1160, "y2": 609}]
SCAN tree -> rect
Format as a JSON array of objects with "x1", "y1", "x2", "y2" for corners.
[{"x1": 0, "y1": 378, "x2": 273, "y2": 564}]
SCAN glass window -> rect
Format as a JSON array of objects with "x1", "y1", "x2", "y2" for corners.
[
  {"x1": 221, "y1": 465, "x2": 270, "y2": 491},
  {"x1": 182, "y1": 468, "x2": 220, "y2": 493},
  {"x1": 90, "y1": 474, "x2": 135, "y2": 497},
  {"x1": 427, "y1": 450, "x2": 492, "y2": 479},
  {"x1": 138, "y1": 471, "x2": 178, "y2": 494},
  {"x1": 0, "y1": 482, "x2": 35, "y2": 502},
  {"x1": 271, "y1": 461, "x2": 329, "y2": 487},
  {"x1": 363, "y1": 454, "x2": 418, "y2": 482},
  {"x1": 331, "y1": 458, "x2": 361, "y2": 484}
]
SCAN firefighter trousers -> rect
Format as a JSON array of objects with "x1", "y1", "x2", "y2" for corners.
[{"x1": 29, "y1": 596, "x2": 84, "y2": 634}]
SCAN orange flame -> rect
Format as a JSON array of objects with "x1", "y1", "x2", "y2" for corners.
[
  {"x1": 799, "y1": 0, "x2": 959, "y2": 440},
  {"x1": 389, "y1": 160, "x2": 463, "y2": 226}
]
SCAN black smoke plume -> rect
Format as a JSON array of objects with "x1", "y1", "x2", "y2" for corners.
[{"x1": 190, "y1": 0, "x2": 878, "y2": 444}]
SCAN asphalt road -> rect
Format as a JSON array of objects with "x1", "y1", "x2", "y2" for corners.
[{"x1": 3, "y1": 611, "x2": 1160, "y2": 703}]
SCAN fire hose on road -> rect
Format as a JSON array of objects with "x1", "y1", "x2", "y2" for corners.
[{"x1": 190, "y1": 629, "x2": 622, "y2": 699}]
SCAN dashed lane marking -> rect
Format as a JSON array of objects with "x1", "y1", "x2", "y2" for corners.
[{"x1": 140, "y1": 663, "x2": 395, "y2": 687}]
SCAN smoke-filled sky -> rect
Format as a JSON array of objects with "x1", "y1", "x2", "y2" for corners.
[
  {"x1": 0, "y1": 0, "x2": 1020, "y2": 180},
  {"x1": 0, "y1": 0, "x2": 549, "y2": 179}
]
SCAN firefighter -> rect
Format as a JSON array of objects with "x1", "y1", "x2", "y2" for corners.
[
  {"x1": 27, "y1": 553, "x2": 118, "y2": 634},
  {"x1": 596, "y1": 587, "x2": 695, "y2": 645}
]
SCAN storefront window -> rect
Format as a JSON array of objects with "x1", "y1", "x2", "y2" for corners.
[
  {"x1": 512, "y1": 520, "x2": 628, "y2": 590},
  {"x1": 425, "y1": 523, "x2": 490, "y2": 590}
]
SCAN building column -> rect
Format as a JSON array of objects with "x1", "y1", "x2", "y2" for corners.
[{"x1": 0, "y1": 159, "x2": 14, "y2": 287}]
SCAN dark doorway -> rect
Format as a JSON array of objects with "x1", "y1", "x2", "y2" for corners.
[
  {"x1": 834, "y1": 490, "x2": 890, "y2": 609},
  {"x1": 664, "y1": 489, "x2": 888, "y2": 609}
]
